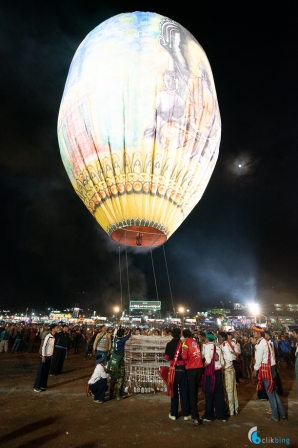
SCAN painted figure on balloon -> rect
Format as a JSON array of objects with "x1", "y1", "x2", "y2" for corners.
[
  {"x1": 144, "y1": 70, "x2": 184, "y2": 145},
  {"x1": 145, "y1": 18, "x2": 220, "y2": 160}
]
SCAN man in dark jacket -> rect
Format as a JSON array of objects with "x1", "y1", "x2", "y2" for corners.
[
  {"x1": 50, "y1": 325, "x2": 70, "y2": 376},
  {"x1": 278, "y1": 334, "x2": 292, "y2": 367},
  {"x1": 242, "y1": 335, "x2": 253, "y2": 383}
]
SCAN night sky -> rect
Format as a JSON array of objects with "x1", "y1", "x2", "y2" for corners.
[{"x1": 1, "y1": 1, "x2": 298, "y2": 315}]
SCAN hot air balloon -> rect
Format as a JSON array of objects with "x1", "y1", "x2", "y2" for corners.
[{"x1": 58, "y1": 12, "x2": 221, "y2": 247}]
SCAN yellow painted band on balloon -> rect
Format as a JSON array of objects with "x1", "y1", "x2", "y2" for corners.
[
  {"x1": 73, "y1": 160, "x2": 209, "y2": 235},
  {"x1": 93, "y1": 193, "x2": 185, "y2": 237}
]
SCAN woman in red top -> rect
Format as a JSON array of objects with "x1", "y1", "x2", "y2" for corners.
[{"x1": 181, "y1": 329, "x2": 204, "y2": 425}]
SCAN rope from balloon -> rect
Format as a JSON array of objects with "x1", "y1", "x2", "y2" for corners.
[
  {"x1": 125, "y1": 232, "x2": 131, "y2": 314},
  {"x1": 118, "y1": 235, "x2": 175, "y2": 321},
  {"x1": 118, "y1": 246, "x2": 123, "y2": 313},
  {"x1": 150, "y1": 249, "x2": 159, "y2": 304},
  {"x1": 163, "y1": 245, "x2": 176, "y2": 317}
]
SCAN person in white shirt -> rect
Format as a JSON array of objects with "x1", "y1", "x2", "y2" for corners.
[
  {"x1": 252, "y1": 326, "x2": 286, "y2": 422},
  {"x1": 201, "y1": 332, "x2": 227, "y2": 422},
  {"x1": 264, "y1": 330, "x2": 283, "y2": 396},
  {"x1": 33, "y1": 324, "x2": 58, "y2": 392},
  {"x1": 88, "y1": 352, "x2": 110, "y2": 403},
  {"x1": 218, "y1": 331, "x2": 239, "y2": 417}
]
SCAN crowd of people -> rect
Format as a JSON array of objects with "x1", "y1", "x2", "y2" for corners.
[
  {"x1": 0, "y1": 322, "x2": 86, "y2": 355},
  {"x1": 1, "y1": 321, "x2": 297, "y2": 423},
  {"x1": 164, "y1": 326, "x2": 298, "y2": 426},
  {"x1": 28, "y1": 322, "x2": 133, "y2": 400}
]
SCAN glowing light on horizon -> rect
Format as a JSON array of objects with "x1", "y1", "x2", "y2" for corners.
[{"x1": 248, "y1": 302, "x2": 260, "y2": 315}]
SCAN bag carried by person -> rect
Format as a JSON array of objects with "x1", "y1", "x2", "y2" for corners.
[
  {"x1": 157, "y1": 341, "x2": 182, "y2": 397},
  {"x1": 202, "y1": 343, "x2": 216, "y2": 393},
  {"x1": 107, "y1": 351, "x2": 123, "y2": 379}
]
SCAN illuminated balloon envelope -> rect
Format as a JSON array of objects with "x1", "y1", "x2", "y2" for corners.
[{"x1": 58, "y1": 12, "x2": 221, "y2": 247}]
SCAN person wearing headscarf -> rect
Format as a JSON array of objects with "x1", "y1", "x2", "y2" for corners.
[
  {"x1": 264, "y1": 329, "x2": 283, "y2": 395},
  {"x1": 252, "y1": 326, "x2": 286, "y2": 422},
  {"x1": 88, "y1": 353, "x2": 110, "y2": 403},
  {"x1": 201, "y1": 332, "x2": 227, "y2": 422}
]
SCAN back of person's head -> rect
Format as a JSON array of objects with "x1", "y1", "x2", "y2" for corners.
[
  {"x1": 219, "y1": 331, "x2": 227, "y2": 341},
  {"x1": 96, "y1": 353, "x2": 105, "y2": 364},
  {"x1": 171, "y1": 328, "x2": 181, "y2": 339},
  {"x1": 182, "y1": 329, "x2": 192, "y2": 338},
  {"x1": 117, "y1": 328, "x2": 125, "y2": 337},
  {"x1": 205, "y1": 332, "x2": 216, "y2": 341}
]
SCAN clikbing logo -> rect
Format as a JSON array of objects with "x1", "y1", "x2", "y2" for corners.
[
  {"x1": 248, "y1": 427, "x2": 261, "y2": 444},
  {"x1": 248, "y1": 427, "x2": 290, "y2": 445}
]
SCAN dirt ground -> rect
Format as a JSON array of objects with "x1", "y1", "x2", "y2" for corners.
[{"x1": 0, "y1": 350, "x2": 297, "y2": 448}]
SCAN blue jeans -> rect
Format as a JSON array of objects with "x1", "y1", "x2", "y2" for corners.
[
  {"x1": 84, "y1": 341, "x2": 92, "y2": 359},
  {"x1": 11, "y1": 338, "x2": 21, "y2": 353},
  {"x1": 262, "y1": 378, "x2": 285, "y2": 420}
]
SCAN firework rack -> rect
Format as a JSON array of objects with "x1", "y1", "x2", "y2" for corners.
[{"x1": 123, "y1": 335, "x2": 171, "y2": 394}]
